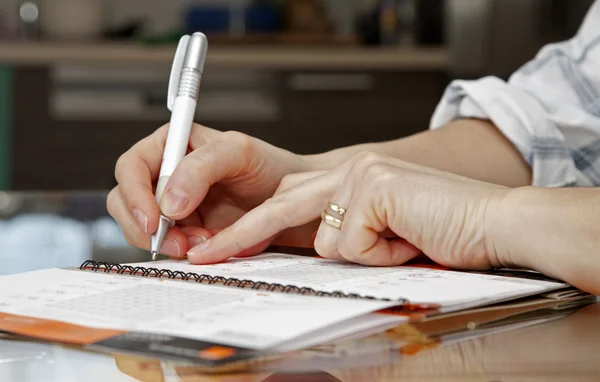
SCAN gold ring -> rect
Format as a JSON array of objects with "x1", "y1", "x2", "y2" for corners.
[
  {"x1": 321, "y1": 210, "x2": 343, "y2": 229},
  {"x1": 327, "y1": 202, "x2": 346, "y2": 217}
]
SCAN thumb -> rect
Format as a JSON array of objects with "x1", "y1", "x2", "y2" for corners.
[{"x1": 159, "y1": 141, "x2": 243, "y2": 220}]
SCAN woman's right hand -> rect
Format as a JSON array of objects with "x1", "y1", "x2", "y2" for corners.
[{"x1": 107, "y1": 123, "x2": 315, "y2": 258}]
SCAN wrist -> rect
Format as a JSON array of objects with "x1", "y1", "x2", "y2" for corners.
[
  {"x1": 485, "y1": 186, "x2": 554, "y2": 272},
  {"x1": 484, "y1": 186, "x2": 529, "y2": 269}
]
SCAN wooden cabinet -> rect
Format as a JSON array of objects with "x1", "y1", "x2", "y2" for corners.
[
  {"x1": 11, "y1": 67, "x2": 448, "y2": 190},
  {"x1": 278, "y1": 70, "x2": 446, "y2": 153}
]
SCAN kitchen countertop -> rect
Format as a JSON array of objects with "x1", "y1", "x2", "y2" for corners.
[{"x1": 0, "y1": 41, "x2": 449, "y2": 70}]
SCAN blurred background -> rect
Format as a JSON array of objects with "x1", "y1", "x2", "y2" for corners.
[{"x1": 0, "y1": 0, "x2": 594, "y2": 271}]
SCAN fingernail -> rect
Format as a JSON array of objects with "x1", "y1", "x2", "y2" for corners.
[
  {"x1": 188, "y1": 235, "x2": 207, "y2": 248},
  {"x1": 160, "y1": 188, "x2": 189, "y2": 216},
  {"x1": 160, "y1": 238, "x2": 181, "y2": 258},
  {"x1": 188, "y1": 238, "x2": 211, "y2": 256},
  {"x1": 133, "y1": 208, "x2": 148, "y2": 234}
]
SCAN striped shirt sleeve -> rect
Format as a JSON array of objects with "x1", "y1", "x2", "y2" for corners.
[{"x1": 429, "y1": 0, "x2": 600, "y2": 187}]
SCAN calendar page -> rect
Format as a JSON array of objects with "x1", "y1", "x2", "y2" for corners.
[
  {"x1": 133, "y1": 252, "x2": 568, "y2": 312},
  {"x1": 0, "y1": 268, "x2": 401, "y2": 351}
]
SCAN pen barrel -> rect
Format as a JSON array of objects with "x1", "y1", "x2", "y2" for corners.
[
  {"x1": 156, "y1": 95, "x2": 197, "y2": 203},
  {"x1": 177, "y1": 68, "x2": 201, "y2": 102}
]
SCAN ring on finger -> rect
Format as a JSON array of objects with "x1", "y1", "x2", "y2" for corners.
[
  {"x1": 327, "y1": 202, "x2": 346, "y2": 217},
  {"x1": 321, "y1": 201, "x2": 348, "y2": 230},
  {"x1": 321, "y1": 210, "x2": 343, "y2": 229}
]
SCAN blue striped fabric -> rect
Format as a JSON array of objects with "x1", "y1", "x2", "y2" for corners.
[{"x1": 430, "y1": 0, "x2": 600, "y2": 187}]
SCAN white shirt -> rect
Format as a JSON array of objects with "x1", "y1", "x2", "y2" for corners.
[{"x1": 429, "y1": 0, "x2": 600, "y2": 187}]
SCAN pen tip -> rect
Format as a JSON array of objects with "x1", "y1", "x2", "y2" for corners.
[{"x1": 151, "y1": 251, "x2": 158, "y2": 261}]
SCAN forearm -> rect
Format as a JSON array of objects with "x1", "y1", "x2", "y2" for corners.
[
  {"x1": 490, "y1": 186, "x2": 600, "y2": 295},
  {"x1": 305, "y1": 119, "x2": 531, "y2": 187}
]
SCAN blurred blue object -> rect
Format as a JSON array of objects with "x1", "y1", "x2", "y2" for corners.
[
  {"x1": 184, "y1": 3, "x2": 282, "y2": 35},
  {"x1": 246, "y1": 3, "x2": 282, "y2": 33},
  {"x1": 0, "y1": 214, "x2": 92, "y2": 275},
  {"x1": 184, "y1": 6, "x2": 230, "y2": 33}
]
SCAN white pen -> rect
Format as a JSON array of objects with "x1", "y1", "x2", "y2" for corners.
[{"x1": 150, "y1": 32, "x2": 208, "y2": 260}]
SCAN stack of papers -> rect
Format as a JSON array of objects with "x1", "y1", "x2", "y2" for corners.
[{"x1": 0, "y1": 253, "x2": 594, "y2": 371}]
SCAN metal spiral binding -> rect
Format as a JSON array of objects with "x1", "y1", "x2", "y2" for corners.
[{"x1": 79, "y1": 260, "x2": 401, "y2": 302}]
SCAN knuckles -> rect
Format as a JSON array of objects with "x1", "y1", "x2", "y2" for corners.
[
  {"x1": 364, "y1": 163, "x2": 395, "y2": 184},
  {"x1": 313, "y1": 232, "x2": 333, "y2": 258},
  {"x1": 114, "y1": 152, "x2": 129, "y2": 180},
  {"x1": 337, "y1": 225, "x2": 368, "y2": 262},
  {"x1": 337, "y1": 234, "x2": 356, "y2": 259},
  {"x1": 221, "y1": 130, "x2": 254, "y2": 156},
  {"x1": 348, "y1": 151, "x2": 386, "y2": 176},
  {"x1": 106, "y1": 187, "x2": 118, "y2": 217},
  {"x1": 180, "y1": 151, "x2": 210, "y2": 182},
  {"x1": 350, "y1": 151, "x2": 385, "y2": 166},
  {"x1": 277, "y1": 173, "x2": 304, "y2": 193},
  {"x1": 263, "y1": 192, "x2": 294, "y2": 229},
  {"x1": 347, "y1": 152, "x2": 395, "y2": 189}
]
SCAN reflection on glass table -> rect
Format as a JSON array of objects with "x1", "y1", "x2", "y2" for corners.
[
  {"x1": 0, "y1": 192, "x2": 148, "y2": 276},
  {"x1": 1, "y1": 303, "x2": 600, "y2": 382}
]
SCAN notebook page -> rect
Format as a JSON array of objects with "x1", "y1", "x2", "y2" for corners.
[
  {"x1": 270, "y1": 312, "x2": 406, "y2": 353},
  {"x1": 0, "y1": 268, "x2": 398, "y2": 350},
  {"x1": 125, "y1": 253, "x2": 567, "y2": 309}
]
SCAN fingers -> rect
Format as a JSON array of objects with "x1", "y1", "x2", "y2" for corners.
[
  {"x1": 184, "y1": 150, "x2": 424, "y2": 266},
  {"x1": 186, "y1": 171, "x2": 341, "y2": 264},
  {"x1": 107, "y1": 186, "x2": 190, "y2": 258},
  {"x1": 337, "y1": 188, "x2": 421, "y2": 266},
  {"x1": 271, "y1": 219, "x2": 321, "y2": 248},
  {"x1": 114, "y1": 124, "x2": 170, "y2": 235},
  {"x1": 275, "y1": 171, "x2": 328, "y2": 193},
  {"x1": 159, "y1": 131, "x2": 256, "y2": 221},
  {"x1": 182, "y1": 226, "x2": 272, "y2": 258},
  {"x1": 112, "y1": 123, "x2": 221, "y2": 234},
  {"x1": 270, "y1": 171, "x2": 331, "y2": 249},
  {"x1": 314, "y1": 195, "x2": 353, "y2": 262},
  {"x1": 313, "y1": 152, "x2": 377, "y2": 262},
  {"x1": 314, "y1": 153, "x2": 421, "y2": 266}
]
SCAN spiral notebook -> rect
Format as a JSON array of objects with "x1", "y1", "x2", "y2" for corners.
[
  {"x1": 0, "y1": 252, "x2": 579, "y2": 369},
  {"x1": 110, "y1": 252, "x2": 573, "y2": 311}
]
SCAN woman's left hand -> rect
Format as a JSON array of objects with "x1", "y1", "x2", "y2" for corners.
[{"x1": 186, "y1": 152, "x2": 512, "y2": 270}]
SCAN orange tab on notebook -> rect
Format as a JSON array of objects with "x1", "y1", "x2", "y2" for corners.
[
  {"x1": 197, "y1": 346, "x2": 237, "y2": 360},
  {"x1": 0, "y1": 312, "x2": 124, "y2": 345}
]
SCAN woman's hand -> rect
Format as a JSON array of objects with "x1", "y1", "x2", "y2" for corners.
[
  {"x1": 107, "y1": 123, "x2": 316, "y2": 259},
  {"x1": 187, "y1": 152, "x2": 511, "y2": 270}
]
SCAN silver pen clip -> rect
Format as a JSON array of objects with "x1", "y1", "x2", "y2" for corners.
[
  {"x1": 167, "y1": 32, "x2": 208, "y2": 111},
  {"x1": 167, "y1": 34, "x2": 191, "y2": 112}
]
